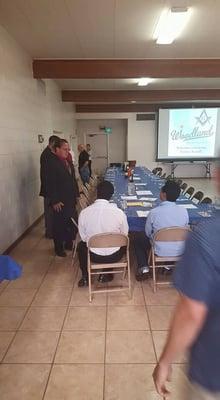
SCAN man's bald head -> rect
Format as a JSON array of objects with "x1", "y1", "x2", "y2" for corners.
[{"x1": 78, "y1": 144, "x2": 85, "y2": 152}]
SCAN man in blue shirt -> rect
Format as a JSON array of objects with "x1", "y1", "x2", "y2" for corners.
[
  {"x1": 153, "y1": 167, "x2": 220, "y2": 399},
  {"x1": 134, "y1": 180, "x2": 189, "y2": 281}
]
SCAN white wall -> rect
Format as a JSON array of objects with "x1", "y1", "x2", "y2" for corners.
[
  {"x1": 76, "y1": 112, "x2": 215, "y2": 178},
  {"x1": 0, "y1": 25, "x2": 75, "y2": 252},
  {"x1": 76, "y1": 112, "x2": 156, "y2": 168},
  {"x1": 76, "y1": 118, "x2": 127, "y2": 163}
]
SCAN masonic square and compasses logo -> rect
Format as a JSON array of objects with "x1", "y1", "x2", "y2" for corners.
[{"x1": 195, "y1": 109, "x2": 212, "y2": 126}]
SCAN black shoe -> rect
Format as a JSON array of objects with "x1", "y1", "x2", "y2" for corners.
[
  {"x1": 135, "y1": 270, "x2": 150, "y2": 281},
  {"x1": 65, "y1": 241, "x2": 73, "y2": 251},
  {"x1": 45, "y1": 234, "x2": 53, "y2": 239},
  {"x1": 161, "y1": 267, "x2": 172, "y2": 276},
  {"x1": 98, "y1": 273, "x2": 114, "y2": 283},
  {"x1": 55, "y1": 250, "x2": 67, "y2": 257},
  {"x1": 78, "y1": 277, "x2": 88, "y2": 287}
]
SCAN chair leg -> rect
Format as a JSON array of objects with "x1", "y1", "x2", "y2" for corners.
[
  {"x1": 71, "y1": 241, "x2": 76, "y2": 267},
  {"x1": 127, "y1": 261, "x2": 132, "y2": 299},
  {"x1": 152, "y1": 255, "x2": 157, "y2": 293},
  {"x1": 88, "y1": 261, "x2": 92, "y2": 302}
]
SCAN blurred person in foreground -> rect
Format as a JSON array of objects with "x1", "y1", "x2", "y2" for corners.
[
  {"x1": 46, "y1": 139, "x2": 79, "y2": 257},
  {"x1": 40, "y1": 135, "x2": 60, "y2": 238},
  {"x1": 153, "y1": 161, "x2": 220, "y2": 399},
  {"x1": 78, "y1": 144, "x2": 90, "y2": 185}
]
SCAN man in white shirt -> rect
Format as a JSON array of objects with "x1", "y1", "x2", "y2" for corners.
[
  {"x1": 78, "y1": 180, "x2": 129, "y2": 287},
  {"x1": 134, "y1": 180, "x2": 189, "y2": 281}
]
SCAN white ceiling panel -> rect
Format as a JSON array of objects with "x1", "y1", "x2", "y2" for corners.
[{"x1": 0, "y1": 0, "x2": 220, "y2": 58}]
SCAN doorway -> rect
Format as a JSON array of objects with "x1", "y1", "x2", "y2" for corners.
[{"x1": 85, "y1": 133, "x2": 108, "y2": 175}]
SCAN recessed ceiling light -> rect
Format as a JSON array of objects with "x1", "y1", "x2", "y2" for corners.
[
  {"x1": 153, "y1": 7, "x2": 191, "y2": 45},
  {"x1": 137, "y1": 77, "x2": 153, "y2": 86},
  {"x1": 131, "y1": 100, "x2": 136, "y2": 103}
]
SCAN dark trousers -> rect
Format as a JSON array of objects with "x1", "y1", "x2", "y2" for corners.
[
  {"x1": 77, "y1": 241, "x2": 126, "y2": 278},
  {"x1": 44, "y1": 198, "x2": 53, "y2": 238},
  {"x1": 53, "y1": 208, "x2": 78, "y2": 252},
  {"x1": 88, "y1": 160, "x2": 92, "y2": 177},
  {"x1": 133, "y1": 232, "x2": 151, "y2": 270}
]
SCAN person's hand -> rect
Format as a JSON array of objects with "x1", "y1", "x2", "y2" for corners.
[
  {"x1": 153, "y1": 362, "x2": 172, "y2": 398},
  {"x1": 53, "y1": 202, "x2": 64, "y2": 212}
]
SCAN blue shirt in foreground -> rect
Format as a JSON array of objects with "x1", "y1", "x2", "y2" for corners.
[
  {"x1": 145, "y1": 201, "x2": 189, "y2": 256},
  {"x1": 174, "y1": 211, "x2": 220, "y2": 392}
]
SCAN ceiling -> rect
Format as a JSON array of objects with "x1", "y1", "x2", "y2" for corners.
[{"x1": 1, "y1": 0, "x2": 220, "y2": 96}]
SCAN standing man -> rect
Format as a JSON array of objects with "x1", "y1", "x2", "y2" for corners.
[
  {"x1": 40, "y1": 135, "x2": 60, "y2": 238},
  {"x1": 78, "y1": 144, "x2": 90, "y2": 185},
  {"x1": 46, "y1": 139, "x2": 79, "y2": 257},
  {"x1": 153, "y1": 163, "x2": 220, "y2": 399},
  {"x1": 86, "y1": 143, "x2": 92, "y2": 177}
]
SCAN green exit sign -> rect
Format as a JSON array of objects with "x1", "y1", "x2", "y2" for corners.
[{"x1": 104, "y1": 127, "x2": 112, "y2": 134}]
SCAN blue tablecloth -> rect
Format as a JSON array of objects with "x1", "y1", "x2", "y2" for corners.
[
  {"x1": 0, "y1": 255, "x2": 22, "y2": 281},
  {"x1": 105, "y1": 166, "x2": 212, "y2": 232}
]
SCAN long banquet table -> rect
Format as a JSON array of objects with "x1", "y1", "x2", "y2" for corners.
[{"x1": 105, "y1": 166, "x2": 213, "y2": 232}]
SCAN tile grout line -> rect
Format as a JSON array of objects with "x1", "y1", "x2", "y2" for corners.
[
  {"x1": 41, "y1": 256, "x2": 78, "y2": 400},
  {"x1": 103, "y1": 288, "x2": 108, "y2": 400},
  {"x1": 141, "y1": 282, "x2": 159, "y2": 363},
  {"x1": 0, "y1": 255, "x2": 55, "y2": 364}
]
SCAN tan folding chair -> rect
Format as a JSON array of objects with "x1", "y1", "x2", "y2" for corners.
[
  {"x1": 78, "y1": 194, "x2": 89, "y2": 210},
  {"x1": 148, "y1": 227, "x2": 190, "y2": 292},
  {"x1": 87, "y1": 233, "x2": 131, "y2": 302},
  {"x1": 70, "y1": 217, "x2": 80, "y2": 267}
]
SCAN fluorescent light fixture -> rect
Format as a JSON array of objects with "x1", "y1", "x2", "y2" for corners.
[
  {"x1": 153, "y1": 7, "x2": 191, "y2": 44},
  {"x1": 137, "y1": 77, "x2": 153, "y2": 86}
]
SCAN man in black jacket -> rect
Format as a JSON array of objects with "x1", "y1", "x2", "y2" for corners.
[
  {"x1": 40, "y1": 135, "x2": 60, "y2": 238},
  {"x1": 46, "y1": 139, "x2": 79, "y2": 257},
  {"x1": 78, "y1": 144, "x2": 90, "y2": 184}
]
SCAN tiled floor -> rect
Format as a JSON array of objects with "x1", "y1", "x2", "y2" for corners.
[{"x1": 0, "y1": 220, "x2": 190, "y2": 400}]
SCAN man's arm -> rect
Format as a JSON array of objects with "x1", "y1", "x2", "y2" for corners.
[
  {"x1": 145, "y1": 212, "x2": 153, "y2": 238},
  {"x1": 120, "y1": 212, "x2": 129, "y2": 235},
  {"x1": 153, "y1": 295, "x2": 208, "y2": 397}
]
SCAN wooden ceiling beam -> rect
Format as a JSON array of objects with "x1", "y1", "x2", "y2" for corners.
[
  {"x1": 75, "y1": 102, "x2": 220, "y2": 113},
  {"x1": 33, "y1": 59, "x2": 220, "y2": 79},
  {"x1": 62, "y1": 89, "x2": 220, "y2": 103}
]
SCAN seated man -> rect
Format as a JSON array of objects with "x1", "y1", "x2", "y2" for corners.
[
  {"x1": 77, "y1": 180, "x2": 129, "y2": 287},
  {"x1": 134, "y1": 180, "x2": 189, "y2": 281}
]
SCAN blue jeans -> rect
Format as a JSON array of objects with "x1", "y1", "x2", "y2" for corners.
[{"x1": 80, "y1": 166, "x2": 90, "y2": 184}]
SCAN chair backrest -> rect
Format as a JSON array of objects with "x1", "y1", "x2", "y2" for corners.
[
  {"x1": 180, "y1": 183, "x2": 187, "y2": 192},
  {"x1": 153, "y1": 226, "x2": 190, "y2": 244},
  {"x1": 185, "y1": 186, "x2": 195, "y2": 198},
  {"x1": 78, "y1": 194, "x2": 89, "y2": 210},
  {"x1": 177, "y1": 179, "x2": 182, "y2": 186},
  {"x1": 192, "y1": 191, "x2": 204, "y2": 204},
  {"x1": 166, "y1": 175, "x2": 172, "y2": 180},
  {"x1": 201, "y1": 197, "x2": 212, "y2": 204},
  {"x1": 88, "y1": 233, "x2": 128, "y2": 248}
]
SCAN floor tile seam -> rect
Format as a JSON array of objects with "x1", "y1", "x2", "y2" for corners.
[
  {"x1": 141, "y1": 283, "x2": 159, "y2": 363},
  {"x1": 42, "y1": 263, "x2": 77, "y2": 400},
  {"x1": 1, "y1": 361, "x2": 160, "y2": 365},
  {"x1": 0, "y1": 331, "x2": 17, "y2": 364},
  {"x1": 0, "y1": 256, "x2": 55, "y2": 363},
  {"x1": 103, "y1": 286, "x2": 108, "y2": 400}
]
